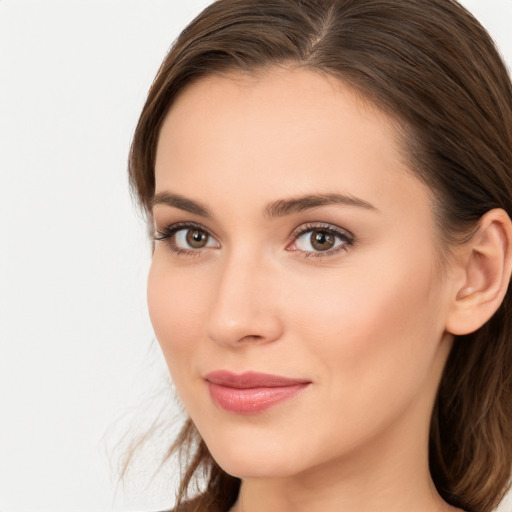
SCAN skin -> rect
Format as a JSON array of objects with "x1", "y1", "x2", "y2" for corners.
[{"x1": 148, "y1": 67, "x2": 475, "y2": 512}]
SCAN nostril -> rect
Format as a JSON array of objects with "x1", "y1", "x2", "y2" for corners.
[
  {"x1": 239, "y1": 334, "x2": 265, "y2": 343},
  {"x1": 207, "y1": 313, "x2": 283, "y2": 348}
]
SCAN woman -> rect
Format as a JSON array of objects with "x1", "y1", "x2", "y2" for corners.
[{"x1": 128, "y1": 0, "x2": 512, "y2": 511}]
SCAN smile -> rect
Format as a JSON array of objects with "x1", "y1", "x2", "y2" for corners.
[{"x1": 204, "y1": 370, "x2": 311, "y2": 414}]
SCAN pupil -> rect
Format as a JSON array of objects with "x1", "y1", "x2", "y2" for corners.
[{"x1": 311, "y1": 230, "x2": 334, "y2": 251}]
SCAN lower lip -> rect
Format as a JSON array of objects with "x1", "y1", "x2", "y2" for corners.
[{"x1": 207, "y1": 382, "x2": 309, "y2": 414}]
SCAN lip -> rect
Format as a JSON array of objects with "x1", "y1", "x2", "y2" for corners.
[{"x1": 204, "y1": 370, "x2": 311, "y2": 414}]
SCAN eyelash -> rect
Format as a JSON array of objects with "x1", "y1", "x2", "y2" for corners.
[
  {"x1": 288, "y1": 223, "x2": 355, "y2": 258},
  {"x1": 152, "y1": 221, "x2": 355, "y2": 259},
  {"x1": 152, "y1": 222, "x2": 212, "y2": 257}
]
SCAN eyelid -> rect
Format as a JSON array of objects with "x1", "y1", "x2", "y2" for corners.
[{"x1": 153, "y1": 221, "x2": 215, "y2": 239}]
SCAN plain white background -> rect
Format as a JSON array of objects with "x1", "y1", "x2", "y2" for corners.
[{"x1": 1, "y1": 1, "x2": 512, "y2": 511}]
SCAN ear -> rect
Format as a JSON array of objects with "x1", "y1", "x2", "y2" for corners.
[{"x1": 445, "y1": 208, "x2": 512, "y2": 336}]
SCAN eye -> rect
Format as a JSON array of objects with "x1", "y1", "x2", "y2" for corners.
[
  {"x1": 287, "y1": 224, "x2": 354, "y2": 256},
  {"x1": 175, "y1": 227, "x2": 216, "y2": 249},
  {"x1": 153, "y1": 223, "x2": 220, "y2": 254}
]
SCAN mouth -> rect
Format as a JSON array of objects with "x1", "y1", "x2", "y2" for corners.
[{"x1": 204, "y1": 370, "x2": 311, "y2": 414}]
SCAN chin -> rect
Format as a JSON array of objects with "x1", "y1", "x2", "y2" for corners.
[
  {"x1": 201, "y1": 428, "x2": 313, "y2": 480},
  {"x1": 215, "y1": 454, "x2": 302, "y2": 480}
]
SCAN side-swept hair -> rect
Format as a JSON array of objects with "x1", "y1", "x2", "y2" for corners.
[{"x1": 129, "y1": 1, "x2": 512, "y2": 511}]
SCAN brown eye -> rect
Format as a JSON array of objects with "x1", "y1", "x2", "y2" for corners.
[
  {"x1": 290, "y1": 224, "x2": 353, "y2": 255},
  {"x1": 185, "y1": 228, "x2": 209, "y2": 248},
  {"x1": 154, "y1": 223, "x2": 220, "y2": 253},
  {"x1": 310, "y1": 230, "x2": 335, "y2": 251}
]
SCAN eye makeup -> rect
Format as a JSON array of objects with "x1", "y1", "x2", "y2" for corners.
[
  {"x1": 286, "y1": 222, "x2": 355, "y2": 259},
  {"x1": 153, "y1": 221, "x2": 220, "y2": 257},
  {"x1": 152, "y1": 220, "x2": 356, "y2": 259}
]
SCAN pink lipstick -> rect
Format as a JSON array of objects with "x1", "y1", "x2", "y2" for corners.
[{"x1": 204, "y1": 370, "x2": 311, "y2": 414}]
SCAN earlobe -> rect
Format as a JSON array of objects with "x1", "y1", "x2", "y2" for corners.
[{"x1": 446, "y1": 208, "x2": 512, "y2": 336}]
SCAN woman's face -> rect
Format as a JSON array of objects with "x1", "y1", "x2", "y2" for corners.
[{"x1": 148, "y1": 68, "x2": 456, "y2": 479}]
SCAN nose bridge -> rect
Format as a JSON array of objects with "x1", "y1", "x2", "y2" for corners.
[{"x1": 206, "y1": 247, "x2": 282, "y2": 347}]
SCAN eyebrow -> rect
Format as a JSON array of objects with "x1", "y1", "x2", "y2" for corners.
[
  {"x1": 151, "y1": 191, "x2": 377, "y2": 218},
  {"x1": 265, "y1": 193, "x2": 378, "y2": 218},
  {"x1": 151, "y1": 191, "x2": 213, "y2": 217}
]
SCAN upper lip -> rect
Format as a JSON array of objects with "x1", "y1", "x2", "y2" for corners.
[{"x1": 204, "y1": 370, "x2": 311, "y2": 389}]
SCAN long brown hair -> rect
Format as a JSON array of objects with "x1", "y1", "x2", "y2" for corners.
[{"x1": 128, "y1": 1, "x2": 512, "y2": 511}]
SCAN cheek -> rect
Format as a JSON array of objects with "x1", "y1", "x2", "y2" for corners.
[
  {"x1": 288, "y1": 247, "x2": 443, "y2": 393},
  {"x1": 272, "y1": 251, "x2": 446, "y2": 462},
  {"x1": 146, "y1": 255, "x2": 206, "y2": 373}
]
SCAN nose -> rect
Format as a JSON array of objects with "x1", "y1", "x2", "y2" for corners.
[{"x1": 206, "y1": 252, "x2": 284, "y2": 348}]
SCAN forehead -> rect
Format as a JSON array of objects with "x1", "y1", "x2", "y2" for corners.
[{"x1": 154, "y1": 67, "x2": 431, "y2": 220}]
